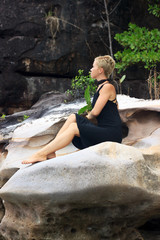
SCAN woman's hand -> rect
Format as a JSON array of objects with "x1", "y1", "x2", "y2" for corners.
[
  {"x1": 86, "y1": 111, "x2": 94, "y2": 119},
  {"x1": 86, "y1": 111, "x2": 98, "y2": 125}
]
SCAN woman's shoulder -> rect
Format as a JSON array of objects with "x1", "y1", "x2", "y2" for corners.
[{"x1": 100, "y1": 82, "x2": 115, "y2": 92}]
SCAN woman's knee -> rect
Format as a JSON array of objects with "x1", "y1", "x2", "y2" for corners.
[
  {"x1": 68, "y1": 122, "x2": 79, "y2": 136},
  {"x1": 68, "y1": 113, "x2": 76, "y2": 123}
]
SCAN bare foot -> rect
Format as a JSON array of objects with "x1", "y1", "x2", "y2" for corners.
[
  {"x1": 47, "y1": 152, "x2": 56, "y2": 159},
  {"x1": 22, "y1": 154, "x2": 47, "y2": 164}
]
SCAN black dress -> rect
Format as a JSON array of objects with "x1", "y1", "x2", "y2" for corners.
[{"x1": 72, "y1": 83, "x2": 122, "y2": 149}]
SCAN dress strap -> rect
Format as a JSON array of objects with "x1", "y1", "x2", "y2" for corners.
[
  {"x1": 97, "y1": 83, "x2": 118, "y2": 105},
  {"x1": 111, "y1": 98, "x2": 118, "y2": 105},
  {"x1": 97, "y1": 82, "x2": 110, "y2": 92}
]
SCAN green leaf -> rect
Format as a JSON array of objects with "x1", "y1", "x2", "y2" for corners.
[
  {"x1": 69, "y1": 69, "x2": 96, "y2": 99},
  {"x1": 84, "y1": 86, "x2": 91, "y2": 105},
  {"x1": 1, "y1": 114, "x2": 6, "y2": 119},
  {"x1": 114, "y1": 22, "x2": 160, "y2": 73},
  {"x1": 119, "y1": 75, "x2": 126, "y2": 83},
  {"x1": 23, "y1": 115, "x2": 29, "y2": 121},
  {"x1": 78, "y1": 105, "x2": 88, "y2": 115}
]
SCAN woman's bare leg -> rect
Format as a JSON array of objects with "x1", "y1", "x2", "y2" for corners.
[
  {"x1": 46, "y1": 114, "x2": 77, "y2": 158},
  {"x1": 47, "y1": 153, "x2": 56, "y2": 159},
  {"x1": 22, "y1": 122, "x2": 79, "y2": 164},
  {"x1": 56, "y1": 114, "x2": 76, "y2": 137}
]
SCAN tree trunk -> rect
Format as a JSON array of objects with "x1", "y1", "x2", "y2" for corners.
[{"x1": 104, "y1": 0, "x2": 113, "y2": 59}]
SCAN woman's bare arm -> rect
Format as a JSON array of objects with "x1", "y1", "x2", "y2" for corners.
[{"x1": 86, "y1": 84, "x2": 116, "y2": 119}]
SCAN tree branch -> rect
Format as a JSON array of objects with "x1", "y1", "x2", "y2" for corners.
[
  {"x1": 109, "y1": 0, "x2": 122, "y2": 15},
  {"x1": 103, "y1": 0, "x2": 113, "y2": 58}
]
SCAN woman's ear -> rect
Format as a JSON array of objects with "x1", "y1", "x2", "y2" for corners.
[{"x1": 99, "y1": 67, "x2": 104, "y2": 74}]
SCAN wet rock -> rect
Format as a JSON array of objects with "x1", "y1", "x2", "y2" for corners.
[{"x1": 0, "y1": 90, "x2": 72, "y2": 142}]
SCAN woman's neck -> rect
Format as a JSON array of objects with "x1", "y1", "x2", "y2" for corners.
[{"x1": 97, "y1": 79, "x2": 109, "y2": 86}]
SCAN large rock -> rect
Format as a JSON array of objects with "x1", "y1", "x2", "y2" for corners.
[
  {"x1": 0, "y1": 142, "x2": 159, "y2": 240},
  {"x1": 0, "y1": 91, "x2": 82, "y2": 187},
  {"x1": 0, "y1": 94, "x2": 160, "y2": 187},
  {"x1": 0, "y1": 95, "x2": 160, "y2": 239}
]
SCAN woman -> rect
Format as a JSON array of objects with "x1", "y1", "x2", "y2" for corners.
[{"x1": 22, "y1": 55, "x2": 122, "y2": 164}]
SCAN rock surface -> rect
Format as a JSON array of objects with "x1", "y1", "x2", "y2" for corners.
[
  {"x1": 0, "y1": 142, "x2": 160, "y2": 240},
  {"x1": 120, "y1": 106, "x2": 160, "y2": 146},
  {"x1": 0, "y1": 95, "x2": 160, "y2": 239}
]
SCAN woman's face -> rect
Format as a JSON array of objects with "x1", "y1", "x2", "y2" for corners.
[{"x1": 90, "y1": 60, "x2": 102, "y2": 79}]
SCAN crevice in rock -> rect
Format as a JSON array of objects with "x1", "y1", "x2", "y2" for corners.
[
  {"x1": 121, "y1": 122, "x2": 129, "y2": 139},
  {"x1": 0, "y1": 143, "x2": 8, "y2": 163},
  {"x1": 0, "y1": 29, "x2": 16, "y2": 39},
  {"x1": 139, "y1": 217, "x2": 160, "y2": 240},
  {"x1": 0, "y1": 194, "x2": 5, "y2": 240},
  {"x1": 15, "y1": 71, "x2": 71, "y2": 79}
]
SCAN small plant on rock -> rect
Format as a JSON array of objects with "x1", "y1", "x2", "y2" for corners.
[
  {"x1": 68, "y1": 69, "x2": 96, "y2": 99},
  {"x1": 0, "y1": 114, "x2": 6, "y2": 120},
  {"x1": 23, "y1": 115, "x2": 29, "y2": 121},
  {"x1": 66, "y1": 69, "x2": 96, "y2": 115},
  {"x1": 45, "y1": 10, "x2": 59, "y2": 39}
]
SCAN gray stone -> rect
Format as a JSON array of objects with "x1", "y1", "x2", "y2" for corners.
[
  {"x1": 0, "y1": 97, "x2": 160, "y2": 239},
  {"x1": 0, "y1": 142, "x2": 159, "y2": 240}
]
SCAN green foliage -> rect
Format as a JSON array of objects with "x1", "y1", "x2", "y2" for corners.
[
  {"x1": 68, "y1": 70, "x2": 96, "y2": 114},
  {"x1": 78, "y1": 86, "x2": 92, "y2": 115},
  {"x1": 66, "y1": 69, "x2": 96, "y2": 114},
  {"x1": 0, "y1": 114, "x2": 6, "y2": 120},
  {"x1": 147, "y1": 0, "x2": 160, "y2": 17},
  {"x1": 114, "y1": 23, "x2": 160, "y2": 72},
  {"x1": 45, "y1": 9, "x2": 53, "y2": 18},
  {"x1": 114, "y1": 22, "x2": 160, "y2": 99},
  {"x1": 23, "y1": 115, "x2": 29, "y2": 121},
  {"x1": 119, "y1": 75, "x2": 126, "y2": 84},
  {"x1": 69, "y1": 69, "x2": 96, "y2": 98}
]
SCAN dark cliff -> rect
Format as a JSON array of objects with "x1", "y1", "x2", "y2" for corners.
[{"x1": 0, "y1": 0, "x2": 159, "y2": 114}]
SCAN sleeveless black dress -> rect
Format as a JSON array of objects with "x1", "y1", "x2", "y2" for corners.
[{"x1": 72, "y1": 83, "x2": 122, "y2": 149}]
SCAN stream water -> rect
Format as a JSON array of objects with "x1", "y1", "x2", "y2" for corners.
[
  {"x1": 7, "y1": 94, "x2": 159, "y2": 153},
  {"x1": 31, "y1": 94, "x2": 160, "y2": 125},
  {"x1": 4, "y1": 94, "x2": 160, "y2": 133}
]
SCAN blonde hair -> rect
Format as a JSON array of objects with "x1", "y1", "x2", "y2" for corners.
[{"x1": 95, "y1": 55, "x2": 115, "y2": 78}]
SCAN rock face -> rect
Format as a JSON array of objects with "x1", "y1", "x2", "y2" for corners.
[{"x1": 0, "y1": 0, "x2": 160, "y2": 113}]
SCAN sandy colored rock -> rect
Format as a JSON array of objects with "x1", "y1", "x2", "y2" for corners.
[
  {"x1": 0, "y1": 96, "x2": 160, "y2": 239},
  {"x1": 120, "y1": 107, "x2": 160, "y2": 146},
  {"x1": 0, "y1": 142, "x2": 159, "y2": 240}
]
